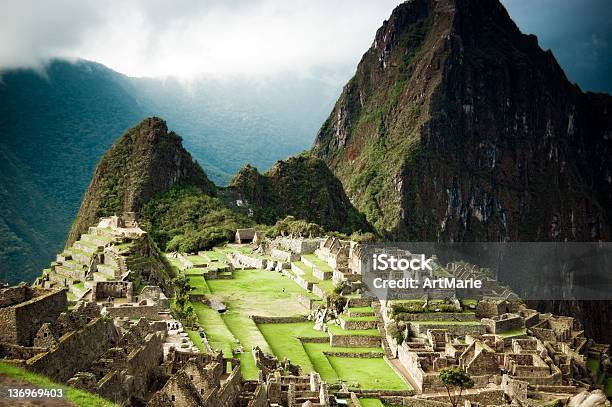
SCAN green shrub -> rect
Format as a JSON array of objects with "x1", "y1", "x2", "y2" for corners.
[
  {"x1": 386, "y1": 321, "x2": 405, "y2": 344},
  {"x1": 390, "y1": 300, "x2": 460, "y2": 316},
  {"x1": 265, "y1": 216, "x2": 324, "y2": 238},
  {"x1": 141, "y1": 186, "x2": 254, "y2": 251}
]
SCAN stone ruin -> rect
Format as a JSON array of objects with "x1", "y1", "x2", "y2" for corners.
[
  {"x1": 252, "y1": 345, "x2": 334, "y2": 407},
  {"x1": 375, "y1": 295, "x2": 611, "y2": 406},
  {"x1": 35, "y1": 212, "x2": 171, "y2": 302},
  {"x1": 102, "y1": 285, "x2": 170, "y2": 320}
]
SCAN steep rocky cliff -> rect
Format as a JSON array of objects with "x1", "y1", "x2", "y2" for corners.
[
  {"x1": 67, "y1": 117, "x2": 215, "y2": 245},
  {"x1": 313, "y1": 0, "x2": 612, "y2": 241},
  {"x1": 229, "y1": 155, "x2": 371, "y2": 234},
  {"x1": 313, "y1": 0, "x2": 612, "y2": 342}
]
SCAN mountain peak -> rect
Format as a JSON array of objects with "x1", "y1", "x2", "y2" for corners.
[
  {"x1": 313, "y1": 0, "x2": 612, "y2": 241},
  {"x1": 67, "y1": 117, "x2": 216, "y2": 245}
]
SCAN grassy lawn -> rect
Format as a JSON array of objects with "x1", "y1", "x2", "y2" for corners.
[
  {"x1": 413, "y1": 320, "x2": 481, "y2": 325},
  {"x1": 192, "y1": 302, "x2": 235, "y2": 357},
  {"x1": 258, "y1": 322, "x2": 328, "y2": 372},
  {"x1": 498, "y1": 328, "x2": 526, "y2": 337},
  {"x1": 343, "y1": 315, "x2": 377, "y2": 321},
  {"x1": 258, "y1": 321, "x2": 401, "y2": 390},
  {"x1": 359, "y1": 398, "x2": 385, "y2": 407},
  {"x1": 163, "y1": 254, "x2": 183, "y2": 271},
  {"x1": 328, "y1": 356, "x2": 409, "y2": 390},
  {"x1": 211, "y1": 248, "x2": 230, "y2": 261},
  {"x1": 186, "y1": 255, "x2": 208, "y2": 265},
  {"x1": 303, "y1": 254, "x2": 333, "y2": 271},
  {"x1": 191, "y1": 267, "x2": 404, "y2": 390},
  {"x1": 348, "y1": 306, "x2": 374, "y2": 313},
  {"x1": 202, "y1": 269, "x2": 312, "y2": 380},
  {"x1": 316, "y1": 279, "x2": 336, "y2": 296},
  {"x1": 303, "y1": 342, "x2": 384, "y2": 382},
  {"x1": 187, "y1": 330, "x2": 206, "y2": 351},
  {"x1": 188, "y1": 275, "x2": 210, "y2": 295},
  {"x1": 292, "y1": 261, "x2": 336, "y2": 296},
  {"x1": 0, "y1": 362, "x2": 117, "y2": 406}
]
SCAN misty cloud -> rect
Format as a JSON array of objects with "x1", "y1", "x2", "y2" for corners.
[
  {"x1": 0, "y1": 0, "x2": 610, "y2": 92},
  {"x1": 0, "y1": 0, "x2": 402, "y2": 78}
]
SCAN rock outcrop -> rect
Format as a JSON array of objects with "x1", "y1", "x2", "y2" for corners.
[{"x1": 67, "y1": 117, "x2": 215, "y2": 245}]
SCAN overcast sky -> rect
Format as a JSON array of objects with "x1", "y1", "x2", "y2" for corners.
[{"x1": 0, "y1": 0, "x2": 610, "y2": 92}]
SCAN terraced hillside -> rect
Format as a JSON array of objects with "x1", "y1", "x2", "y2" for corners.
[{"x1": 171, "y1": 244, "x2": 410, "y2": 391}]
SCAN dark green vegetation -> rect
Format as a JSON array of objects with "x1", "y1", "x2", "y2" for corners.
[
  {"x1": 0, "y1": 60, "x2": 144, "y2": 284},
  {"x1": 141, "y1": 186, "x2": 253, "y2": 253},
  {"x1": 0, "y1": 361, "x2": 117, "y2": 406},
  {"x1": 229, "y1": 154, "x2": 371, "y2": 234},
  {"x1": 439, "y1": 367, "x2": 474, "y2": 407},
  {"x1": 586, "y1": 357, "x2": 612, "y2": 397},
  {"x1": 0, "y1": 59, "x2": 338, "y2": 284}
]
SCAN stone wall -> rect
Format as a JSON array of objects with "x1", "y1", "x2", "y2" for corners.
[
  {"x1": 27, "y1": 317, "x2": 119, "y2": 381},
  {"x1": 0, "y1": 289, "x2": 67, "y2": 346},
  {"x1": 409, "y1": 322, "x2": 486, "y2": 337},
  {"x1": 501, "y1": 375, "x2": 528, "y2": 402},
  {"x1": 93, "y1": 281, "x2": 133, "y2": 301},
  {"x1": 214, "y1": 365, "x2": 242, "y2": 406},
  {"x1": 273, "y1": 237, "x2": 321, "y2": 255},
  {"x1": 475, "y1": 300, "x2": 520, "y2": 318},
  {"x1": 299, "y1": 336, "x2": 328, "y2": 344},
  {"x1": 312, "y1": 284, "x2": 328, "y2": 300},
  {"x1": 397, "y1": 313, "x2": 477, "y2": 322},
  {"x1": 270, "y1": 248, "x2": 300, "y2": 263},
  {"x1": 251, "y1": 315, "x2": 307, "y2": 324},
  {"x1": 124, "y1": 332, "x2": 165, "y2": 400},
  {"x1": 329, "y1": 333, "x2": 381, "y2": 347},
  {"x1": 297, "y1": 295, "x2": 323, "y2": 311},
  {"x1": 249, "y1": 382, "x2": 268, "y2": 407},
  {"x1": 383, "y1": 398, "x2": 450, "y2": 407},
  {"x1": 465, "y1": 349, "x2": 499, "y2": 376},
  {"x1": 231, "y1": 252, "x2": 267, "y2": 269},
  {"x1": 312, "y1": 268, "x2": 333, "y2": 280},
  {"x1": 482, "y1": 314, "x2": 524, "y2": 334},
  {"x1": 340, "y1": 318, "x2": 377, "y2": 330},
  {"x1": 408, "y1": 389, "x2": 505, "y2": 406},
  {"x1": 0, "y1": 285, "x2": 35, "y2": 307},
  {"x1": 140, "y1": 286, "x2": 169, "y2": 308}
]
